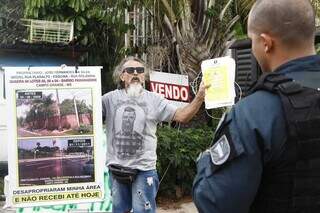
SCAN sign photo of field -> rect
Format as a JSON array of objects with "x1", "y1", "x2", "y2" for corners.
[{"x1": 18, "y1": 137, "x2": 95, "y2": 186}]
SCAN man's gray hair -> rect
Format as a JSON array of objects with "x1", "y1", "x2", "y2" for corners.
[{"x1": 113, "y1": 56, "x2": 150, "y2": 89}]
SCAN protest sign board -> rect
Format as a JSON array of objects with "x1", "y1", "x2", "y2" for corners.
[
  {"x1": 4, "y1": 66, "x2": 105, "y2": 208},
  {"x1": 0, "y1": 68, "x2": 8, "y2": 165}
]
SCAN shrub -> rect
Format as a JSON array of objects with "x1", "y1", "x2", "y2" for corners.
[
  {"x1": 77, "y1": 124, "x2": 91, "y2": 134},
  {"x1": 156, "y1": 125, "x2": 214, "y2": 199}
]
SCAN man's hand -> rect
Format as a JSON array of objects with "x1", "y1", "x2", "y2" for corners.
[
  {"x1": 195, "y1": 80, "x2": 210, "y2": 101},
  {"x1": 173, "y1": 79, "x2": 210, "y2": 123}
]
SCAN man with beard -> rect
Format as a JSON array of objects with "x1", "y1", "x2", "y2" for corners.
[
  {"x1": 192, "y1": 0, "x2": 320, "y2": 213},
  {"x1": 102, "y1": 56, "x2": 207, "y2": 213}
]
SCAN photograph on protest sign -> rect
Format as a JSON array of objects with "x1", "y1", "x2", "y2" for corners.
[
  {"x1": 16, "y1": 88, "x2": 93, "y2": 137},
  {"x1": 5, "y1": 66, "x2": 105, "y2": 208},
  {"x1": 18, "y1": 137, "x2": 95, "y2": 186}
]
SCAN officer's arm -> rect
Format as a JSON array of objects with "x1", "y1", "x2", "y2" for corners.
[
  {"x1": 193, "y1": 149, "x2": 263, "y2": 213},
  {"x1": 193, "y1": 90, "x2": 287, "y2": 213},
  {"x1": 193, "y1": 111, "x2": 263, "y2": 213}
]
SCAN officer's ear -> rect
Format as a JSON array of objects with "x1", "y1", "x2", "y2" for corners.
[{"x1": 260, "y1": 33, "x2": 273, "y2": 53}]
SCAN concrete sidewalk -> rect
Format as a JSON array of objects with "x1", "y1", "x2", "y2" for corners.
[{"x1": 158, "y1": 202, "x2": 198, "y2": 213}]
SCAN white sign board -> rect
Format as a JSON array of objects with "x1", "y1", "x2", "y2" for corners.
[
  {"x1": 0, "y1": 67, "x2": 4, "y2": 99},
  {"x1": 0, "y1": 100, "x2": 7, "y2": 163},
  {"x1": 149, "y1": 71, "x2": 190, "y2": 107},
  {"x1": 201, "y1": 57, "x2": 236, "y2": 109},
  {"x1": 4, "y1": 66, "x2": 105, "y2": 208},
  {"x1": 0, "y1": 68, "x2": 8, "y2": 163}
]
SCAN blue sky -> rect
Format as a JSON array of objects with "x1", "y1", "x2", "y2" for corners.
[{"x1": 18, "y1": 138, "x2": 69, "y2": 150}]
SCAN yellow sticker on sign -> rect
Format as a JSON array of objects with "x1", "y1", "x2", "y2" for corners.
[{"x1": 203, "y1": 65, "x2": 230, "y2": 102}]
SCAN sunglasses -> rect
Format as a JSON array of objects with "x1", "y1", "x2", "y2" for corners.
[{"x1": 123, "y1": 67, "x2": 145, "y2": 74}]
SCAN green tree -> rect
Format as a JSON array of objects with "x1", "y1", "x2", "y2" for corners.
[
  {"x1": 233, "y1": 0, "x2": 255, "y2": 38},
  {"x1": 24, "y1": 0, "x2": 136, "y2": 93},
  {"x1": 59, "y1": 99, "x2": 92, "y2": 116},
  {"x1": 59, "y1": 99, "x2": 74, "y2": 116},
  {"x1": 77, "y1": 100, "x2": 92, "y2": 114},
  {"x1": 37, "y1": 94, "x2": 55, "y2": 129},
  {"x1": 138, "y1": 0, "x2": 239, "y2": 82},
  {"x1": 0, "y1": 0, "x2": 26, "y2": 44},
  {"x1": 25, "y1": 106, "x2": 37, "y2": 129},
  {"x1": 25, "y1": 94, "x2": 55, "y2": 129}
]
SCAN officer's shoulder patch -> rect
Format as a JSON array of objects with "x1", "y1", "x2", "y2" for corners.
[{"x1": 209, "y1": 134, "x2": 230, "y2": 165}]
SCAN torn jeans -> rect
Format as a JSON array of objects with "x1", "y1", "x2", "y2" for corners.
[{"x1": 110, "y1": 169, "x2": 159, "y2": 213}]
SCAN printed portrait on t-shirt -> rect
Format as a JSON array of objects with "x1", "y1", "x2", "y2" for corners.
[{"x1": 113, "y1": 102, "x2": 146, "y2": 159}]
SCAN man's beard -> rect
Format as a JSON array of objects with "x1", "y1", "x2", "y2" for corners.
[{"x1": 127, "y1": 82, "x2": 143, "y2": 98}]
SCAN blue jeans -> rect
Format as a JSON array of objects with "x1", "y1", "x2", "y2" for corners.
[{"x1": 110, "y1": 169, "x2": 159, "y2": 213}]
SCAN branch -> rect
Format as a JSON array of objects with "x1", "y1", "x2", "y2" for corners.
[
  {"x1": 219, "y1": 0, "x2": 234, "y2": 21},
  {"x1": 160, "y1": 0, "x2": 176, "y2": 23}
]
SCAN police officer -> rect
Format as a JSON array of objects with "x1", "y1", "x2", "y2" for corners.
[{"x1": 193, "y1": 0, "x2": 320, "y2": 212}]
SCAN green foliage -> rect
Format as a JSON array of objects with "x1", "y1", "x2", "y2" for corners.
[
  {"x1": 77, "y1": 124, "x2": 92, "y2": 134},
  {"x1": 312, "y1": 0, "x2": 320, "y2": 20},
  {"x1": 59, "y1": 99, "x2": 92, "y2": 116},
  {"x1": 24, "y1": 0, "x2": 136, "y2": 93},
  {"x1": 18, "y1": 149, "x2": 34, "y2": 159},
  {"x1": 145, "y1": 0, "x2": 241, "y2": 82},
  {"x1": 18, "y1": 147, "x2": 60, "y2": 160},
  {"x1": 59, "y1": 99, "x2": 75, "y2": 116},
  {"x1": 233, "y1": 22, "x2": 248, "y2": 40},
  {"x1": 25, "y1": 94, "x2": 55, "y2": 123},
  {"x1": 156, "y1": 125, "x2": 214, "y2": 198},
  {"x1": 233, "y1": 0, "x2": 254, "y2": 34},
  {"x1": 0, "y1": 0, "x2": 26, "y2": 44},
  {"x1": 24, "y1": 0, "x2": 105, "y2": 45},
  {"x1": 316, "y1": 43, "x2": 320, "y2": 55}
]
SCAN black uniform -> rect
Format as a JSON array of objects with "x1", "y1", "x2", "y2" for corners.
[{"x1": 193, "y1": 55, "x2": 320, "y2": 213}]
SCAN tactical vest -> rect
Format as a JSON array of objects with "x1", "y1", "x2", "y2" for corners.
[{"x1": 248, "y1": 73, "x2": 320, "y2": 213}]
